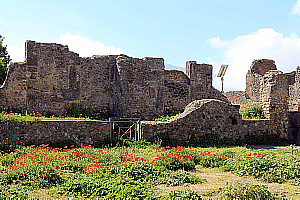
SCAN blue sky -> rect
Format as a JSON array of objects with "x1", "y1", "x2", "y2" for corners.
[{"x1": 1, "y1": 0, "x2": 300, "y2": 91}]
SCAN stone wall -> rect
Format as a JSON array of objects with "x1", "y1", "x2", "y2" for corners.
[
  {"x1": 116, "y1": 55, "x2": 165, "y2": 118},
  {"x1": 225, "y1": 91, "x2": 253, "y2": 105},
  {"x1": 0, "y1": 41, "x2": 229, "y2": 119},
  {"x1": 235, "y1": 59, "x2": 300, "y2": 113},
  {"x1": 245, "y1": 59, "x2": 277, "y2": 103},
  {"x1": 141, "y1": 99, "x2": 276, "y2": 145},
  {"x1": 186, "y1": 61, "x2": 212, "y2": 101},
  {"x1": 0, "y1": 120, "x2": 110, "y2": 146},
  {"x1": 260, "y1": 70, "x2": 289, "y2": 137},
  {"x1": 288, "y1": 68, "x2": 300, "y2": 111},
  {"x1": 164, "y1": 70, "x2": 190, "y2": 115}
]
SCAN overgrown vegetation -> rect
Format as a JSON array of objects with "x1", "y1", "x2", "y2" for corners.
[
  {"x1": 219, "y1": 183, "x2": 284, "y2": 200},
  {"x1": 154, "y1": 112, "x2": 182, "y2": 122},
  {"x1": 0, "y1": 139, "x2": 298, "y2": 199},
  {"x1": 240, "y1": 104, "x2": 266, "y2": 119},
  {"x1": 0, "y1": 111, "x2": 90, "y2": 122}
]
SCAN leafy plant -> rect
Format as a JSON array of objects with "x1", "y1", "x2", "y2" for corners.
[
  {"x1": 151, "y1": 146, "x2": 197, "y2": 171},
  {"x1": 154, "y1": 113, "x2": 181, "y2": 122},
  {"x1": 219, "y1": 183, "x2": 281, "y2": 200},
  {"x1": 224, "y1": 152, "x2": 300, "y2": 183},
  {"x1": 58, "y1": 175, "x2": 158, "y2": 199},
  {"x1": 240, "y1": 104, "x2": 265, "y2": 119},
  {"x1": 166, "y1": 190, "x2": 202, "y2": 200}
]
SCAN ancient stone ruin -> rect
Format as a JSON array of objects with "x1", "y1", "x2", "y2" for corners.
[
  {"x1": 1, "y1": 40, "x2": 300, "y2": 145},
  {"x1": 0, "y1": 40, "x2": 227, "y2": 119}
]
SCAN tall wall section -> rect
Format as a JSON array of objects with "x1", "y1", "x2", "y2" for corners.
[
  {"x1": 116, "y1": 55, "x2": 165, "y2": 118},
  {"x1": 288, "y1": 68, "x2": 300, "y2": 111},
  {"x1": 163, "y1": 70, "x2": 190, "y2": 115},
  {"x1": 245, "y1": 59, "x2": 277, "y2": 103},
  {"x1": 186, "y1": 61, "x2": 212, "y2": 101},
  {"x1": 260, "y1": 70, "x2": 289, "y2": 137},
  {"x1": 25, "y1": 41, "x2": 82, "y2": 114}
]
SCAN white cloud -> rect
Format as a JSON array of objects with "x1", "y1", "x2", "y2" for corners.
[
  {"x1": 7, "y1": 45, "x2": 25, "y2": 62},
  {"x1": 208, "y1": 28, "x2": 300, "y2": 91},
  {"x1": 292, "y1": 0, "x2": 300, "y2": 15},
  {"x1": 56, "y1": 33, "x2": 124, "y2": 57}
]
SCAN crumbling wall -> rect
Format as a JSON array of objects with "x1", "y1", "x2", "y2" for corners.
[
  {"x1": 225, "y1": 91, "x2": 251, "y2": 105},
  {"x1": 0, "y1": 41, "x2": 230, "y2": 119},
  {"x1": 79, "y1": 55, "x2": 117, "y2": 112},
  {"x1": 25, "y1": 41, "x2": 81, "y2": 114},
  {"x1": 0, "y1": 62, "x2": 27, "y2": 109},
  {"x1": 288, "y1": 68, "x2": 300, "y2": 111},
  {"x1": 116, "y1": 55, "x2": 165, "y2": 118},
  {"x1": 245, "y1": 59, "x2": 277, "y2": 102},
  {"x1": 260, "y1": 70, "x2": 289, "y2": 137},
  {"x1": 164, "y1": 70, "x2": 190, "y2": 115},
  {"x1": 141, "y1": 99, "x2": 272, "y2": 144},
  {"x1": 186, "y1": 61, "x2": 213, "y2": 101}
]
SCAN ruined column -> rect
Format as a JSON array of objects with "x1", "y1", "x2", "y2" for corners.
[{"x1": 260, "y1": 70, "x2": 289, "y2": 137}]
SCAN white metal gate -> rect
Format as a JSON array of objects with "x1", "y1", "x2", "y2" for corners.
[{"x1": 109, "y1": 118, "x2": 142, "y2": 140}]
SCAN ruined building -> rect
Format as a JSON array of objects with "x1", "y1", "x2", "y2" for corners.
[
  {"x1": 0, "y1": 41, "x2": 227, "y2": 119},
  {"x1": 1, "y1": 40, "x2": 300, "y2": 144}
]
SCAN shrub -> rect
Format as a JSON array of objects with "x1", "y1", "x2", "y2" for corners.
[
  {"x1": 0, "y1": 186, "x2": 29, "y2": 199},
  {"x1": 154, "y1": 113, "x2": 181, "y2": 122},
  {"x1": 241, "y1": 105, "x2": 265, "y2": 119},
  {"x1": 0, "y1": 162, "x2": 63, "y2": 188},
  {"x1": 224, "y1": 152, "x2": 300, "y2": 183},
  {"x1": 219, "y1": 183, "x2": 279, "y2": 200},
  {"x1": 158, "y1": 171, "x2": 206, "y2": 186},
  {"x1": 58, "y1": 175, "x2": 158, "y2": 199},
  {"x1": 194, "y1": 150, "x2": 234, "y2": 168},
  {"x1": 151, "y1": 146, "x2": 196, "y2": 171},
  {"x1": 166, "y1": 190, "x2": 202, "y2": 200}
]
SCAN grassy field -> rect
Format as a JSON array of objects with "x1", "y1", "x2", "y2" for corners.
[{"x1": 0, "y1": 141, "x2": 299, "y2": 199}]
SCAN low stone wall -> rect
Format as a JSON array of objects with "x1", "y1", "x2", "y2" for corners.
[
  {"x1": 0, "y1": 100, "x2": 296, "y2": 147},
  {"x1": 141, "y1": 99, "x2": 276, "y2": 145},
  {"x1": 0, "y1": 120, "x2": 110, "y2": 146}
]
